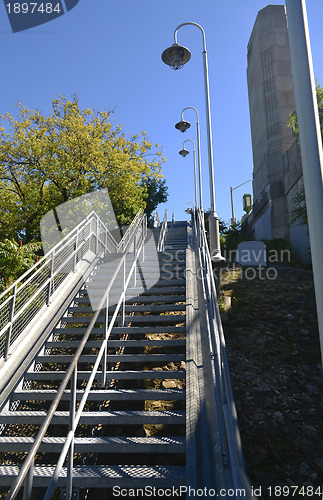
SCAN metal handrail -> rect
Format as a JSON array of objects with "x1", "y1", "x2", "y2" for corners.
[
  {"x1": 6, "y1": 211, "x2": 148, "y2": 499},
  {"x1": 0, "y1": 212, "x2": 111, "y2": 360},
  {"x1": 157, "y1": 209, "x2": 168, "y2": 251},
  {"x1": 0, "y1": 208, "x2": 143, "y2": 361},
  {"x1": 192, "y1": 207, "x2": 252, "y2": 494},
  {"x1": 117, "y1": 209, "x2": 143, "y2": 252}
]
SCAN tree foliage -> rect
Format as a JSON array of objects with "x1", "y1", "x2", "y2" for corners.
[
  {"x1": 286, "y1": 82, "x2": 323, "y2": 228},
  {"x1": 141, "y1": 177, "x2": 168, "y2": 223},
  {"x1": 0, "y1": 95, "x2": 167, "y2": 241},
  {"x1": 287, "y1": 81, "x2": 323, "y2": 139},
  {"x1": 0, "y1": 239, "x2": 41, "y2": 290}
]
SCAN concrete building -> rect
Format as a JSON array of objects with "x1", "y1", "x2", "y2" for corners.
[{"x1": 247, "y1": 4, "x2": 310, "y2": 260}]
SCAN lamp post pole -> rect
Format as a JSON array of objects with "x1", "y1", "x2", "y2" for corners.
[
  {"x1": 285, "y1": 0, "x2": 323, "y2": 364},
  {"x1": 179, "y1": 139, "x2": 198, "y2": 208},
  {"x1": 177, "y1": 107, "x2": 203, "y2": 210},
  {"x1": 162, "y1": 22, "x2": 224, "y2": 261},
  {"x1": 230, "y1": 179, "x2": 252, "y2": 225}
]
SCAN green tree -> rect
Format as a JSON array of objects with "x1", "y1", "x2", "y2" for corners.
[
  {"x1": 0, "y1": 95, "x2": 166, "y2": 240},
  {"x1": 286, "y1": 82, "x2": 323, "y2": 228},
  {"x1": 0, "y1": 239, "x2": 42, "y2": 290},
  {"x1": 141, "y1": 177, "x2": 168, "y2": 223},
  {"x1": 287, "y1": 81, "x2": 323, "y2": 139}
]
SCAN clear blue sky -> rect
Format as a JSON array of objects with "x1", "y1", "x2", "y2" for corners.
[{"x1": 1, "y1": 1, "x2": 322, "y2": 224}]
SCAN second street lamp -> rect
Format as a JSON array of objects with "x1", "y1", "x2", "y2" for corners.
[
  {"x1": 162, "y1": 22, "x2": 224, "y2": 261},
  {"x1": 175, "y1": 107, "x2": 203, "y2": 210},
  {"x1": 179, "y1": 139, "x2": 198, "y2": 209}
]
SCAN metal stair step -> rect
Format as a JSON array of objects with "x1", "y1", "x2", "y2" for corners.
[
  {"x1": 67, "y1": 304, "x2": 186, "y2": 314},
  {"x1": 74, "y1": 295, "x2": 186, "y2": 305},
  {"x1": 24, "y1": 370, "x2": 186, "y2": 381},
  {"x1": 60, "y1": 315, "x2": 186, "y2": 324},
  {"x1": 83, "y1": 286, "x2": 186, "y2": 298},
  {"x1": 45, "y1": 339, "x2": 186, "y2": 348},
  {"x1": 36, "y1": 353, "x2": 186, "y2": 363},
  {"x1": 0, "y1": 410, "x2": 185, "y2": 425},
  {"x1": 0, "y1": 465, "x2": 185, "y2": 488},
  {"x1": 0, "y1": 436, "x2": 185, "y2": 453},
  {"x1": 53, "y1": 326, "x2": 186, "y2": 335},
  {"x1": 85, "y1": 279, "x2": 186, "y2": 291},
  {"x1": 12, "y1": 388, "x2": 185, "y2": 401}
]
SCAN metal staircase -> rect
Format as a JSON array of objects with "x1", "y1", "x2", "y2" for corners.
[{"x1": 0, "y1": 209, "x2": 254, "y2": 499}]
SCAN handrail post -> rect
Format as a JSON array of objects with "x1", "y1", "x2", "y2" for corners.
[
  {"x1": 22, "y1": 462, "x2": 34, "y2": 500},
  {"x1": 67, "y1": 366, "x2": 77, "y2": 499},
  {"x1": 4, "y1": 283, "x2": 17, "y2": 360},
  {"x1": 95, "y1": 215, "x2": 100, "y2": 256},
  {"x1": 101, "y1": 293, "x2": 109, "y2": 388},
  {"x1": 122, "y1": 257, "x2": 126, "y2": 326},
  {"x1": 133, "y1": 233, "x2": 137, "y2": 287},
  {"x1": 46, "y1": 251, "x2": 55, "y2": 306},
  {"x1": 73, "y1": 227, "x2": 79, "y2": 272}
]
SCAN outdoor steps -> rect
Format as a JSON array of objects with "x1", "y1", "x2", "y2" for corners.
[
  {"x1": 0, "y1": 410, "x2": 185, "y2": 425},
  {"x1": 0, "y1": 465, "x2": 185, "y2": 488},
  {"x1": 0, "y1": 436, "x2": 186, "y2": 453},
  {"x1": 23, "y1": 370, "x2": 186, "y2": 381},
  {"x1": 0, "y1": 222, "x2": 188, "y2": 493},
  {"x1": 10, "y1": 388, "x2": 186, "y2": 402},
  {"x1": 35, "y1": 354, "x2": 186, "y2": 364},
  {"x1": 53, "y1": 326, "x2": 186, "y2": 335}
]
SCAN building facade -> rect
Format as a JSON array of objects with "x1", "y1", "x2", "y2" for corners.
[{"x1": 247, "y1": 4, "x2": 309, "y2": 260}]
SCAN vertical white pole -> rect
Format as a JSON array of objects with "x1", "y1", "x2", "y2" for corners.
[{"x1": 286, "y1": 0, "x2": 323, "y2": 364}]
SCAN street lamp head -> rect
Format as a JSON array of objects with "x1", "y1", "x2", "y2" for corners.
[
  {"x1": 161, "y1": 43, "x2": 191, "y2": 70},
  {"x1": 179, "y1": 148, "x2": 190, "y2": 157},
  {"x1": 175, "y1": 119, "x2": 191, "y2": 132}
]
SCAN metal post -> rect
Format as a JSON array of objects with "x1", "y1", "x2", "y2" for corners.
[
  {"x1": 102, "y1": 294, "x2": 109, "y2": 387},
  {"x1": 174, "y1": 23, "x2": 223, "y2": 261},
  {"x1": 142, "y1": 218, "x2": 145, "y2": 262},
  {"x1": 133, "y1": 234, "x2": 137, "y2": 287},
  {"x1": 67, "y1": 367, "x2": 77, "y2": 499},
  {"x1": 22, "y1": 462, "x2": 33, "y2": 500},
  {"x1": 181, "y1": 107, "x2": 204, "y2": 209},
  {"x1": 230, "y1": 187, "x2": 235, "y2": 225},
  {"x1": 46, "y1": 251, "x2": 55, "y2": 306},
  {"x1": 285, "y1": 0, "x2": 323, "y2": 364},
  {"x1": 122, "y1": 258, "x2": 126, "y2": 326},
  {"x1": 73, "y1": 228, "x2": 79, "y2": 272},
  {"x1": 183, "y1": 139, "x2": 198, "y2": 208},
  {"x1": 4, "y1": 284, "x2": 17, "y2": 360}
]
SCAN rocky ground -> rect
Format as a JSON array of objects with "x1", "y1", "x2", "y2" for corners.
[{"x1": 220, "y1": 264, "x2": 323, "y2": 499}]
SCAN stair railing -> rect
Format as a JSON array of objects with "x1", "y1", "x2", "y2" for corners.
[
  {"x1": 5, "y1": 211, "x2": 148, "y2": 499},
  {"x1": 157, "y1": 209, "x2": 168, "y2": 251},
  {"x1": 117, "y1": 209, "x2": 143, "y2": 253},
  {"x1": 0, "y1": 207, "x2": 145, "y2": 362},
  {"x1": 192, "y1": 207, "x2": 254, "y2": 496},
  {"x1": 0, "y1": 211, "x2": 117, "y2": 362}
]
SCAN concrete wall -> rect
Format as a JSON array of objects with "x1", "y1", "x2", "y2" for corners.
[
  {"x1": 247, "y1": 5, "x2": 310, "y2": 260},
  {"x1": 247, "y1": 5, "x2": 296, "y2": 197}
]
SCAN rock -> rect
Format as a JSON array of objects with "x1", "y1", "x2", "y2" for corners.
[
  {"x1": 302, "y1": 425, "x2": 318, "y2": 440},
  {"x1": 272, "y1": 411, "x2": 284, "y2": 426},
  {"x1": 296, "y1": 436, "x2": 315, "y2": 455},
  {"x1": 313, "y1": 459, "x2": 323, "y2": 472},
  {"x1": 299, "y1": 462, "x2": 311, "y2": 476},
  {"x1": 162, "y1": 380, "x2": 177, "y2": 389}
]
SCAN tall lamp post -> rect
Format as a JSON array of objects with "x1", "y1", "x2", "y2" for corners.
[
  {"x1": 230, "y1": 179, "x2": 252, "y2": 225},
  {"x1": 179, "y1": 139, "x2": 198, "y2": 209},
  {"x1": 285, "y1": 0, "x2": 323, "y2": 364},
  {"x1": 175, "y1": 107, "x2": 203, "y2": 210},
  {"x1": 162, "y1": 22, "x2": 224, "y2": 262}
]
